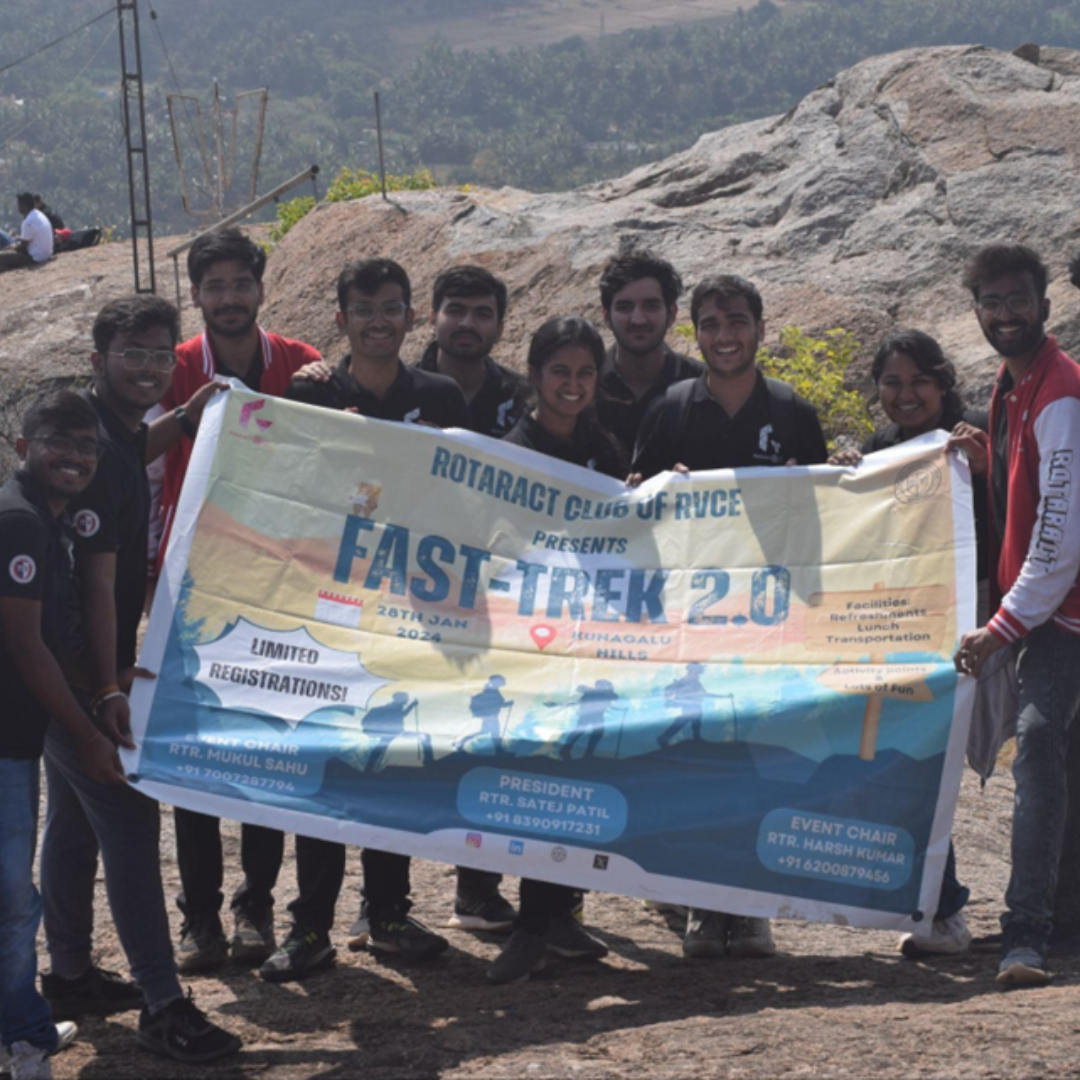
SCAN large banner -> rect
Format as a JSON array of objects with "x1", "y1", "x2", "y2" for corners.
[{"x1": 127, "y1": 389, "x2": 976, "y2": 931}]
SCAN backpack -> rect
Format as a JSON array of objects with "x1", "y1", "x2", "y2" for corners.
[{"x1": 661, "y1": 375, "x2": 799, "y2": 464}]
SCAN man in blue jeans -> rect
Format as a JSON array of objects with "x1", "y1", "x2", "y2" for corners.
[
  {"x1": 33, "y1": 297, "x2": 241, "y2": 1062},
  {"x1": 0, "y1": 390, "x2": 126, "y2": 1079},
  {"x1": 951, "y1": 243, "x2": 1080, "y2": 988}
]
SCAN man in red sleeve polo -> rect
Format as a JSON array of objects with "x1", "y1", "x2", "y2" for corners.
[{"x1": 148, "y1": 225, "x2": 325, "y2": 975}]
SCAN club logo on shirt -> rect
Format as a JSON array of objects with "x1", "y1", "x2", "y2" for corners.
[
  {"x1": 496, "y1": 397, "x2": 516, "y2": 432},
  {"x1": 9, "y1": 555, "x2": 36, "y2": 584},
  {"x1": 403, "y1": 407, "x2": 422, "y2": 425},
  {"x1": 74, "y1": 509, "x2": 101, "y2": 538}
]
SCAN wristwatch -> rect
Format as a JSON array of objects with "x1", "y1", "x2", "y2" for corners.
[{"x1": 174, "y1": 405, "x2": 197, "y2": 440}]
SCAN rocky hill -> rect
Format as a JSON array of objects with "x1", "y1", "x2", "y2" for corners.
[{"x1": 3, "y1": 42, "x2": 1080, "y2": 468}]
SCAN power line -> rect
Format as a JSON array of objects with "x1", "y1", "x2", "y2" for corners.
[
  {"x1": 0, "y1": 19, "x2": 120, "y2": 150},
  {"x1": 0, "y1": 6, "x2": 114, "y2": 79},
  {"x1": 145, "y1": 1, "x2": 203, "y2": 166}
]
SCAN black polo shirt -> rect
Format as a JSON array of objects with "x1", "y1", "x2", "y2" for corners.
[
  {"x1": 287, "y1": 356, "x2": 470, "y2": 428},
  {"x1": 632, "y1": 371, "x2": 827, "y2": 479},
  {"x1": 597, "y1": 345, "x2": 702, "y2": 454},
  {"x1": 502, "y1": 414, "x2": 627, "y2": 480},
  {"x1": 68, "y1": 391, "x2": 150, "y2": 670},
  {"x1": 0, "y1": 472, "x2": 80, "y2": 760},
  {"x1": 415, "y1": 342, "x2": 528, "y2": 438}
]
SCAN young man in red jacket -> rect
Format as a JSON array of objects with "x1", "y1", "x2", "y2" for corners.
[
  {"x1": 952, "y1": 244, "x2": 1080, "y2": 988},
  {"x1": 148, "y1": 227, "x2": 330, "y2": 975}
]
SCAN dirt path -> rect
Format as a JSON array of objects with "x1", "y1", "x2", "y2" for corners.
[{"x1": 46, "y1": 768, "x2": 1080, "y2": 1080}]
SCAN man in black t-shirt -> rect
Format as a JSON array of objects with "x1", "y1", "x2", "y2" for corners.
[
  {"x1": 274, "y1": 258, "x2": 459, "y2": 980},
  {"x1": 597, "y1": 249, "x2": 702, "y2": 453},
  {"x1": 0, "y1": 391, "x2": 126, "y2": 1075},
  {"x1": 632, "y1": 274, "x2": 827, "y2": 962},
  {"x1": 37, "y1": 297, "x2": 240, "y2": 1062},
  {"x1": 415, "y1": 265, "x2": 528, "y2": 439}
]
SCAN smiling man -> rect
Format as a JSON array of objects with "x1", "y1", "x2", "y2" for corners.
[
  {"x1": 951, "y1": 244, "x2": 1080, "y2": 989},
  {"x1": 630, "y1": 273, "x2": 826, "y2": 962}
]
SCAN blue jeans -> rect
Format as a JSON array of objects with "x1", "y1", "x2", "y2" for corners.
[
  {"x1": 0, "y1": 758, "x2": 58, "y2": 1053},
  {"x1": 1003, "y1": 622, "x2": 1080, "y2": 940},
  {"x1": 0, "y1": 229, "x2": 14, "y2": 249},
  {"x1": 41, "y1": 719, "x2": 181, "y2": 1012}
]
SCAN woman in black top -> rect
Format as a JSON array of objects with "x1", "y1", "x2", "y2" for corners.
[
  {"x1": 488, "y1": 317, "x2": 620, "y2": 985},
  {"x1": 502, "y1": 316, "x2": 628, "y2": 480},
  {"x1": 832, "y1": 328, "x2": 983, "y2": 958}
]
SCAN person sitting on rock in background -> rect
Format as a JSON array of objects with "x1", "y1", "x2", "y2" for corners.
[
  {"x1": 280, "y1": 257, "x2": 468, "y2": 979},
  {"x1": 145, "y1": 225, "x2": 330, "y2": 978},
  {"x1": 0, "y1": 192, "x2": 54, "y2": 273},
  {"x1": 829, "y1": 328, "x2": 987, "y2": 960},
  {"x1": 949, "y1": 243, "x2": 1080, "y2": 989},
  {"x1": 631, "y1": 273, "x2": 827, "y2": 962},
  {"x1": 488, "y1": 315, "x2": 624, "y2": 986},
  {"x1": 32, "y1": 195, "x2": 64, "y2": 231},
  {"x1": 596, "y1": 248, "x2": 702, "y2": 454}
]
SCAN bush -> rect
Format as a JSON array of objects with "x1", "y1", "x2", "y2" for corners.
[
  {"x1": 673, "y1": 324, "x2": 872, "y2": 450},
  {"x1": 269, "y1": 167, "x2": 436, "y2": 242}
]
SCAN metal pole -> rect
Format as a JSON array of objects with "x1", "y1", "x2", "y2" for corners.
[
  {"x1": 165, "y1": 164, "x2": 320, "y2": 259},
  {"x1": 374, "y1": 91, "x2": 387, "y2": 201}
]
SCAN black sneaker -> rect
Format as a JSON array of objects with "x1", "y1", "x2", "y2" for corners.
[
  {"x1": 176, "y1": 918, "x2": 228, "y2": 974},
  {"x1": 447, "y1": 891, "x2": 517, "y2": 932},
  {"x1": 487, "y1": 929, "x2": 549, "y2": 985},
  {"x1": 259, "y1": 927, "x2": 336, "y2": 983},
  {"x1": 367, "y1": 911, "x2": 449, "y2": 962},
  {"x1": 42, "y1": 965, "x2": 144, "y2": 1020},
  {"x1": 136, "y1": 990, "x2": 241, "y2": 1063},
  {"x1": 545, "y1": 914, "x2": 609, "y2": 960}
]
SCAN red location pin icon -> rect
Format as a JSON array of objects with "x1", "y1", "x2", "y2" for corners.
[{"x1": 530, "y1": 624, "x2": 557, "y2": 651}]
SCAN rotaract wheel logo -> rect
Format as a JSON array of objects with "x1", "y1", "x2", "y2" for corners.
[
  {"x1": 74, "y1": 510, "x2": 101, "y2": 538},
  {"x1": 9, "y1": 555, "x2": 36, "y2": 584},
  {"x1": 894, "y1": 461, "x2": 942, "y2": 505}
]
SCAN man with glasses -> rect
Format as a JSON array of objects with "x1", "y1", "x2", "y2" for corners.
[
  {"x1": 31, "y1": 297, "x2": 241, "y2": 1063},
  {"x1": 270, "y1": 258, "x2": 467, "y2": 980},
  {"x1": 951, "y1": 243, "x2": 1080, "y2": 988},
  {"x1": 149, "y1": 226, "x2": 327, "y2": 976}
]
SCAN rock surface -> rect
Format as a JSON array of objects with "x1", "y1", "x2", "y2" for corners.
[{"x1": 4, "y1": 43, "x2": 1080, "y2": 464}]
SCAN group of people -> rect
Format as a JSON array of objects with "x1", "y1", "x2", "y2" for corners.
[
  {"x1": 3, "y1": 224, "x2": 1080, "y2": 1077},
  {"x1": 0, "y1": 193, "x2": 61, "y2": 274}
]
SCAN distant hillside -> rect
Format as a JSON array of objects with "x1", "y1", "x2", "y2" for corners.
[{"x1": 0, "y1": 0, "x2": 1077, "y2": 240}]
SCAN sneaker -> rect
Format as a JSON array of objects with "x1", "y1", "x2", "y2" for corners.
[
  {"x1": 545, "y1": 914, "x2": 608, "y2": 960},
  {"x1": 231, "y1": 909, "x2": 276, "y2": 965},
  {"x1": 683, "y1": 909, "x2": 730, "y2": 959},
  {"x1": 997, "y1": 945, "x2": 1050, "y2": 989},
  {"x1": 644, "y1": 899, "x2": 690, "y2": 934},
  {"x1": 258, "y1": 927, "x2": 335, "y2": 983},
  {"x1": 41, "y1": 966, "x2": 143, "y2": 1020},
  {"x1": 7, "y1": 1042, "x2": 51, "y2": 1080},
  {"x1": 347, "y1": 912, "x2": 371, "y2": 951},
  {"x1": 176, "y1": 918, "x2": 228, "y2": 974},
  {"x1": 899, "y1": 911, "x2": 972, "y2": 959},
  {"x1": 487, "y1": 929, "x2": 549, "y2": 985},
  {"x1": 367, "y1": 911, "x2": 449, "y2": 962},
  {"x1": 727, "y1": 916, "x2": 777, "y2": 958},
  {"x1": 447, "y1": 891, "x2": 517, "y2": 932},
  {"x1": 3, "y1": 1024, "x2": 76, "y2": 1080},
  {"x1": 136, "y1": 990, "x2": 241, "y2": 1063}
]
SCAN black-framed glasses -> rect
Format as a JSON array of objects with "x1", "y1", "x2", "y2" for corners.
[
  {"x1": 28, "y1": 435, "x2": 102, "y2": 459},
  {"x1": 347, "y1": 301, "x2": 408, "y2": 322},
  {"x1": 975, "y1": 292, "x2": 1037, "y2": 318},
  {"x1": 108, "y1": 348, "x2": 178, "y2": 371}
]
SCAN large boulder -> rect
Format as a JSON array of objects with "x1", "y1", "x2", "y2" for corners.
[{"x1": 2, "y1": 42, "x2": 1080, "y2": 470}]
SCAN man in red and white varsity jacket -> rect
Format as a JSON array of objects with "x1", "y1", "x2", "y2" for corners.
[{"x1": 953, "y1": 243, "x2": 1080, "y2": 989}]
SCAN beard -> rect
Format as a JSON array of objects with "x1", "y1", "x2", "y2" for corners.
[
  {"x1": 205, "y1": 306, "x2": 258, "y2": 339},
  {"x1": 984, "y1": 319, "x2": 1045, "y2": 359}
]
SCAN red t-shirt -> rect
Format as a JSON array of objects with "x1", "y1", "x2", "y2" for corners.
[{"x1": 154, "y1": 327, "x2": 321, "y2": 571}]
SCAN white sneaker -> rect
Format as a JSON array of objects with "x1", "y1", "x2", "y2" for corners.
[
  {"x1": 347, "y1": 914, "x2": 370, "y2": 951},
  {"x1": 3, "y1": 1024, "x2": 76, "y2": 1080},
  {"x1": 899, "y1": 912, "x2": 972, "y2": 959}
]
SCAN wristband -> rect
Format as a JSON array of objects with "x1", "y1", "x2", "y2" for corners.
[
  {"x1": 174, "y1": 405, "x2": 197, "y2": 440},
  {"x1": 91, "y1": 684, "x2": 122, "y2": 711},
  {"x1": 93, "y1": 691, "x2": 126, "y2": 715}
]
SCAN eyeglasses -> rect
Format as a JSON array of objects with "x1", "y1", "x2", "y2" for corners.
[
  {"x1": 199, "y1": 280, "x2": 259, "y2": 300},
  {"x1": 28, "y1": 435, "x2": 102, "y2": 459},
  {"x1": 975, "y1": 292, "x2": 1038, "y2": 318},
  {"x1": 346, "y1": 301, "x2": 408, "y2": 322},
  {"x1": 108, "y1": 348, "x2": 178, "y2": 371}
]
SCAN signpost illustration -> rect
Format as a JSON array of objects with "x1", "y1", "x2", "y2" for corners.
[{"x1": 806, "y1": 583, "x2": 949, "y2": 760}]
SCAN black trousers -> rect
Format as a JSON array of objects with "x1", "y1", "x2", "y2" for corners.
[
  {"x1": 174, "y1": 808, "x2": 345, "y2": 933},
  {"x1": 516, "y1": 878, "x2": 576, "y2": 934},
  {"x1": 456, "y1": 867, "x2": 503, "y2": 898}
]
